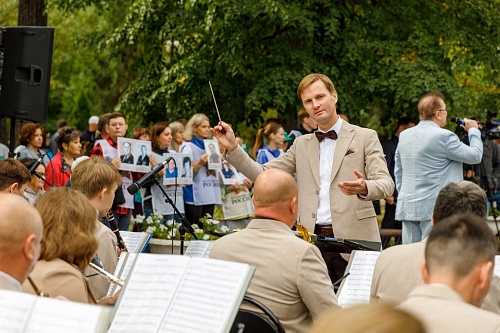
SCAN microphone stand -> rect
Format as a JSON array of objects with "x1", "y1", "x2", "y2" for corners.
[
  {"x1": 153, "y1": 178, "x2": 198, "y2": 255},
  {"x1": 33, "y1": 172, "x2": 52, "y2": 187}
]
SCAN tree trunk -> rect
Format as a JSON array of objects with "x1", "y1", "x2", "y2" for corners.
[{"x1": 18, "y1": 0, "x2": 47, "y2": 26}]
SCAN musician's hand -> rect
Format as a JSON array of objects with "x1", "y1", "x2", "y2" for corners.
[
  {"x1": 242, "y1": 178, "x2": 252, "y2": 189},
  {"x1": 212, "y1": 122, "x2": 238, "y2": 152},
  {"x1": 111, "y1": 157, "x2": 121, "y2": 169},
  {"x1": 99, "y1": 290, "x2": 121, "y2": 306},
  {"x1": 337, "y1": 170, "x2": 368, "y2": 196},
  {"x1": 116, "y1": 247, "x2": 121, "y2": 258}
]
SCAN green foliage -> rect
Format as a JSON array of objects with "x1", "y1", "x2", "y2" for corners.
[{"x1": 11, "y1": 0, "x2": 499, "y2": 137}]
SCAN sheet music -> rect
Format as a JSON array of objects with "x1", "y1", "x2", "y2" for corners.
[
  {"x1": 158, "y1": 258, "x2": 254, "y2": 333},
  {"x1": 108, "y1": 255, "x2": 191, "y2": 333},
  {"x1": 25, "y1": 297, "x2": 109, "y2": 333},
  {"x1": 119, "y1": 231, "x2": 151, "y2": 253},
  {"x1": 107, "y1": 252, "x2": 138, "y2": 297},
  {"x1": 184, "y1": 240, "x2": 213, "y2": 258},
  {"x1": 0, "y1": 290, "x2": 34, "y2": 332},
  {"x1": 0, "y1": 290, "x2": 110, "y2": 333},
  {"x1": 337, "y1": 251, "x2": 381, "y2": 307},
  {"x1": 495, "y1": 255, "x2": 500, "y2": 277}
]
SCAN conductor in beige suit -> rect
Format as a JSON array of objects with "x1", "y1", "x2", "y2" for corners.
[
  {"x1": 213, "y1": 73, "x2": 394, "y2": 281},
  {"x1": 398, "y1": 213, "x2": 500, "y2": 333},
  {"x1": 210, "y1": 169, "x2": 339, "y2": 333},
  {"x1": 371, "y1": 181, "x2": 500, "y2": 314}
]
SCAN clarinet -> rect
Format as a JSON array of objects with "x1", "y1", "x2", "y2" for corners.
[{"x1": 106, "y1": 210, "x2": 129, "y2": 252}]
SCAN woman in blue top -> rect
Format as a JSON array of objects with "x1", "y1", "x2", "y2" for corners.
[
  {"x1": 180, "y1": 114, "x2": 222, "y2": 227},
  {"x1": 252, "y1": 121, "x2": 285, "y2": 164}
]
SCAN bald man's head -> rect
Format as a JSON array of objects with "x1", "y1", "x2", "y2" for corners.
[
  {"x1": 252, "y1": 169, "x2": 298, "y2": 226},
  {"x1": 0, "y1": 193, "x2": 43, "y2": 282}
]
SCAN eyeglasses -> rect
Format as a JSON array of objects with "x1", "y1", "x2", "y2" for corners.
[{"x1": 109, "y1": 122, "x2": 126, "y2": 127}]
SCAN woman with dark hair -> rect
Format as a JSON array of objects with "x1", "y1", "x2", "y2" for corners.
[
  {"x1": 142, "y1": 122, "x2": 175, "y2": 218},
  {"x1": 22, "y1": 187, "x2": 99, "y2": 303},
  {"x1": 20, "y1": 158, "x2": 46, "y2": 205},
  {"x1": 17, "y1": 123, "x2": 51, "y2": 166},
  {"x1": 44, "y1": 127, "x2": 82, "y2": 188}
]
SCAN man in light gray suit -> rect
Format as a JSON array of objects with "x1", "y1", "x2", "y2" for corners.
[
  {"x1": 213, "y1": 73, "x2": 394, "y2": 282},
  {"x1": 371, "y1": 181, "x2": 500, "y2": 313},
  {"x1": 210, "y1": 169, "x2": 339, "y2": 333},
  {"x1": 395, "y1": 93, "x2": 483, "y2": 244},
  {"x1": 0, "y1": 193, "x2": 43, "y2": 291},
  {"x1": 398, "y1": 213, "x2": 500, "y2": 333}
]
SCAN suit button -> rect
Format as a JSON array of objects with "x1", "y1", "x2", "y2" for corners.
[
  {"x1": 315, "y1": 190, "x2": 319, "y2": 195},
  {"x1": 312, "y1": 214, "x2": 316, "y2": 218}
]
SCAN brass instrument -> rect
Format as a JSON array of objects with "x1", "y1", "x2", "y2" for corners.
[
  {"x1": 295, "y1": 221, "x2": 315, "y2": 244},
  {"x1": 27, "y1": 276, "x2": 49, "y2": 297},
  {"x1": 106, "y1": 210, "x2": 129, "y2": 252},
  {"x1": 89, "y1": 262, "x2": 124, "y2": 287}
]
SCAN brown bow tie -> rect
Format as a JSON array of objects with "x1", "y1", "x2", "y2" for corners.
[{"x1": 315, "y1": 130, "x2": 338, "y2": 142}]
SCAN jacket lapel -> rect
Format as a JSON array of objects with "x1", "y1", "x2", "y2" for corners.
[
  {"x1": 331, "y1": 123, "x2": 354, "y2": 182},
  {"x1": 308, "y1": 136, "x2": 320, "y2": 186}
]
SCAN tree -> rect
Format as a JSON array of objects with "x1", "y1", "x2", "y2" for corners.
[{"x1": 99, "y1": 0, "x2": 498, "y2": 138}]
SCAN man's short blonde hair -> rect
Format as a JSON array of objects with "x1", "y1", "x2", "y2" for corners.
[
  {"x1": 297, "y1": 73, "x2": 337, "y2": 99},
  {"x1": 71, "y1": 157, "x2": 121, "y2": 199},
  {"x1": 418, "y1": 93, "x2": 445, "y2": 120}
]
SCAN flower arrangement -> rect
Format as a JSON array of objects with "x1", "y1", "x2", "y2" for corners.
[{"x1": 134, "y1": 211, "x2": 229, "y2": 241}]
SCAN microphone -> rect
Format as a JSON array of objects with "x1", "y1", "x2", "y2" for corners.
[
  {"x1": 450, "y1": 116, "x2": 465, "y2": 125},
  {"x1": 29, "y1": 154, "x2": 45, "y2": 174},
  {"x1": 127, "y1": 157, "x2": 174, "y2": 195}
]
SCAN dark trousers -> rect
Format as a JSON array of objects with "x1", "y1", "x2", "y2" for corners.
[
  {"x1": 381, "y1": 202, "x2": 402, "y2": 229},
  {"x1": 184, "y1": 203, "x2": 215, "y2": 227},
  {"x1": 314, "y1": 225, "x2": 348, "y2": 285}
]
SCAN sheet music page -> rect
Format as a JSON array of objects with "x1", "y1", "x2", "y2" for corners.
[
  {"x1": 108, "y1": 254, "x2": 191, "y2": 333},
  {"x1": 25, "y1": 297, "x2": 110, "y2": 333},
  {"x1": 495, "y1": 255, "x2": 500, "y2": 277},
  {"x1": 184, "y1": 240, "x2": 213, "y2": 258},
  {"x1": 107, "y1": 253, "x2": 138, "y2": 297},
  {"x1": 158, "y1": 258, "x2": 254, "y2": 333},
  {"x1": 337, "y1": 251, "x2": 381, "y2": 308},
  {"x1": 119, "y1": 231, "x2": 150, "y2": 253},
  {"x1": 0, "y1": 290, "x2": 34, "y2": 332}
]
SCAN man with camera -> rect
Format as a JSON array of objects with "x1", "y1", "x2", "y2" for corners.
[{"x1": 395, "y1": 93, "x2": 483, "y2": 244}]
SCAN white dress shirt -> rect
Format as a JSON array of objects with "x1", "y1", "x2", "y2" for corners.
[{"x1": 316, "y1": 117, "x2": 343, "y2": 225}]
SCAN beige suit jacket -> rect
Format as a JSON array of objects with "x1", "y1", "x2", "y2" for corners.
[
  {"x1": 370, "y1": 238, "x2": 500, "y2": 314},
  {"x1": 84, "y1": 221, "x2": 118, "y2": 299},
  {"x1": 227, "y1": 122, "x2": 393, "y2": 242},
  {"x1": 398, "y1": 284, "x2": 500, "y2": 333},
  {"x1": 22, "y1": 258, "x2": 97, "y2": 304},
  {"x1": 209, "y1": 219, "x2": 339, "y2": 333}
]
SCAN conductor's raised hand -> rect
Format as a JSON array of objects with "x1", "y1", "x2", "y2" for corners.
[
  {"x1": 212, "y1": 121, "x2": 238, "y2": 153},
  {"x1": 337, "y1": 169, "x2": 368, "y2": 196}
]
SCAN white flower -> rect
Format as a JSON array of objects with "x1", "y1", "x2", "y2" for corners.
[
  {"x1": 166, "y1": 220, "x2": 174, "y2": 226},
  {"x1": 220, "y1": 225, "x2": 229, "y2": 233},
  {"x1": 145, "y1": 216, "x2": 154, "y2": 225},
  {"x1": 159, "y1": 225, "x2": 167, "y2": 231},
  {"x1": 208, "y1": 219, "x2": 219, "y2": 225},
  {"x1": 146, "y1": 226, "x2": 155, "y2": 234},
  {"x1": 203, "y1": 234, "x2": 210, "y2": 240}
]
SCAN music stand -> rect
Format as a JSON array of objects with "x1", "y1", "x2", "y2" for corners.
[{"x1": 315, "y1": 237, "x2": 381, "y2": 253}]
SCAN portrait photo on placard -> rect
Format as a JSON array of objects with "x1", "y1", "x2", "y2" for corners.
[
  {"x1": 179, "y1": 154, "x2": 193, "y2": 185},
  {"x1": 117, "y1": 137, "x2": 135, "y2": 171},
  {"x1": 204, "y1": 139, "x2": 222, "y2": 170},
  {"x1": 136, "y1": 143, "x2": 150, "y2": 167},
  {"x1": 219, "y1": 161, "x2": 238, "y2": 185},
  {"x1": 163, "y1": 153, "x2": 179, "y2": 185}
]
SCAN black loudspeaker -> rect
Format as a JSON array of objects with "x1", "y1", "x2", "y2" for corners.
[{"x1": 0, "y1": 26, "x2": 54, "y2": 123}]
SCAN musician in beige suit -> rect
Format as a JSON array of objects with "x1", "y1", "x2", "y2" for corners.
[
  {"x1": 213, "y1": 73, "x2": 394, "y2": 281},
  {"x1": 0, "y1": 193, "x2": 42, "y2": 292},
  {"x1": 398, "y1": 213, "x2": 500, "y2": 333},
  {"x1": 210, "y1": 169, "x2": 339, "y2": 333},
  {"x1": 71, "y1": 157, "x2": 121, "y2": 299},
  {"x1": 371, "y1": 181, "x2": 500, "y2": 313}
]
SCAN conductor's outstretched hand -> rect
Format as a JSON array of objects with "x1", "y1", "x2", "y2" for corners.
[{"x1": 212, "y1": 122, "x2": 238, "y2": 153}]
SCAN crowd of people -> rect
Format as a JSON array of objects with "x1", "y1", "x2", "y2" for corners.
[{"x1": 0, "y1": 72, "x2": 499, "y2": 332}]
